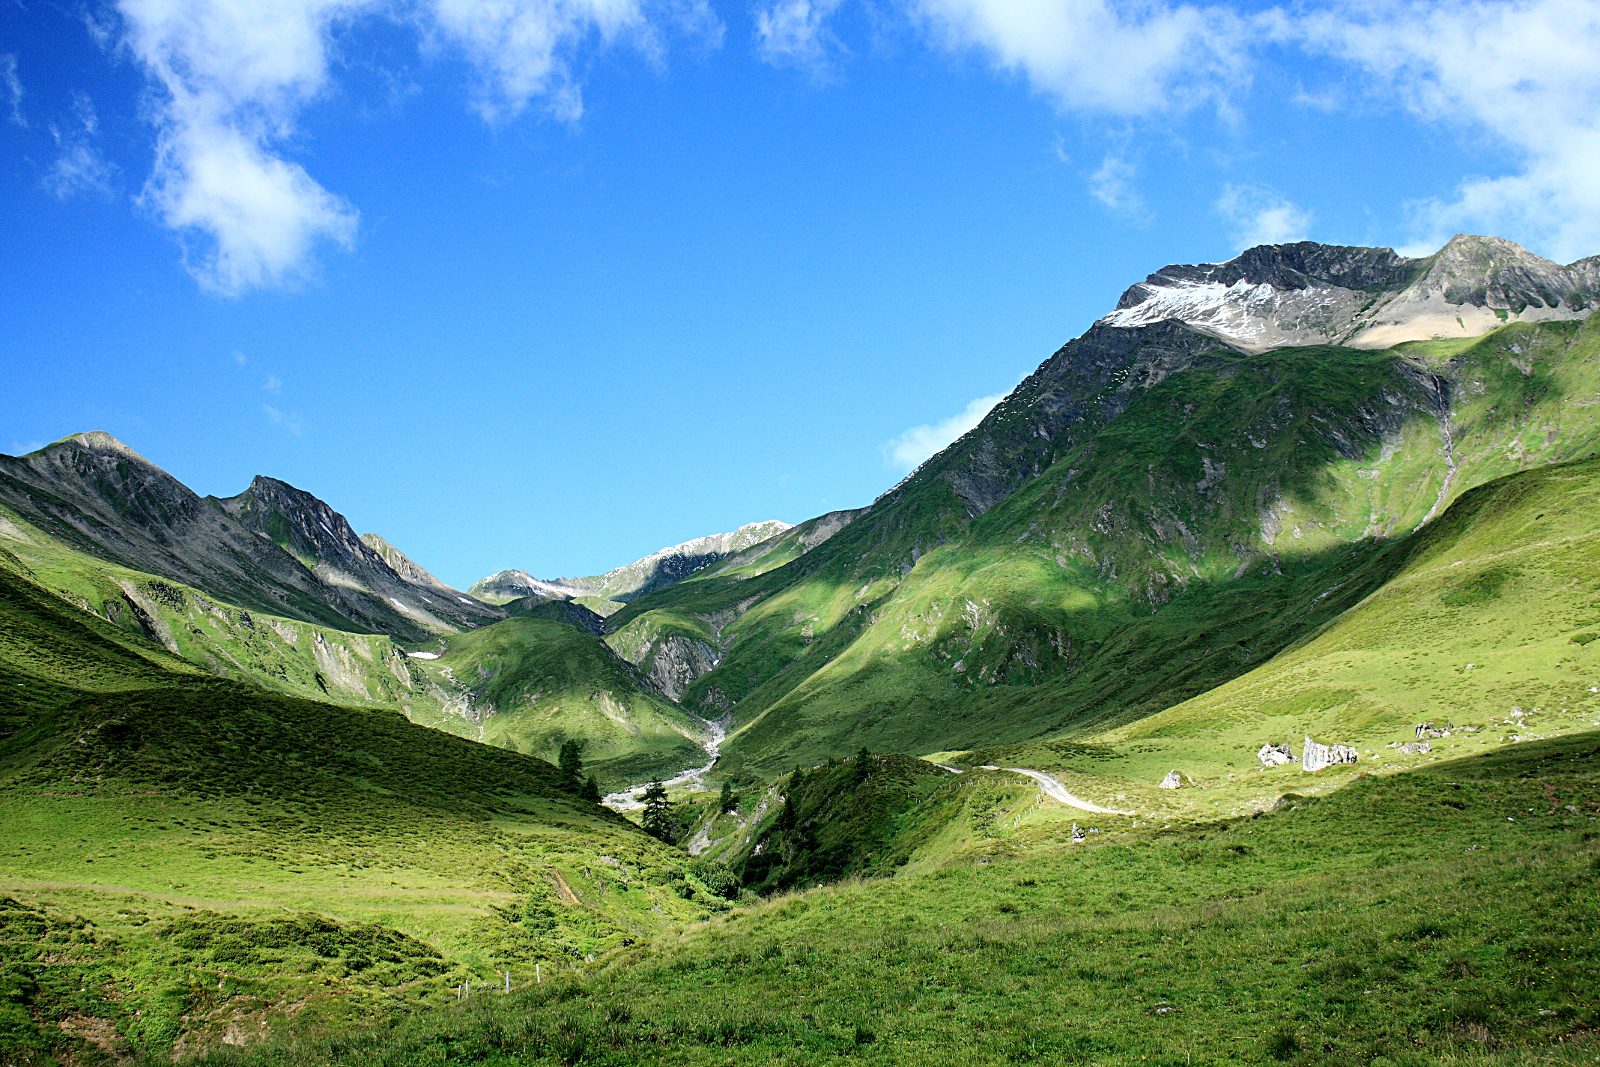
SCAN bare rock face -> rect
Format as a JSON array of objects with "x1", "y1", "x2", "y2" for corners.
[
  {"x1": 1398, "y1": 740, "x2": 1432, "y2": 755},
  {"x1": 473, "y1": 520, "x2": 793, "y2": 605},
  {"x1": 222, "y1": 476, "x2": 500, "y2": 635},
  {"x1": 473, "y1": 570, "x2": 583, "y2": 602},
  {"x1": 0, "y1": 434, "x2": 456, "y2": 641},
  {"x1": 1099, "y1": 235, "x2": 1599, "y2": 354},
  {"x1": 639, "y1": 635, "x2": 719, "y2": 703},
  {"x1": 1158, "y1": 770, "x2": 1185, "y2": 789},
  {"x1": 1257, "y1": 742, "x2": 1296, "y2": 767},
  {"x1": 1301, "y1": 736, "x2": 1359, "y2": 773}
]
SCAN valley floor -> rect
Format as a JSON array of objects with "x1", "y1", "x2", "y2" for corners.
[{"x1": 171, "y1": 731, "x2": 1600, "y2": 1067}]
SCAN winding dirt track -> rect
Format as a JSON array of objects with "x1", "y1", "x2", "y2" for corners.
[{"x1": 944, "y1": 763, "x2": 1136, "y2": 816}]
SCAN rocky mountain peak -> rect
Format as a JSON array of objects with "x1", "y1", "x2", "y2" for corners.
[
  {"x1": 1101, "y1": 234, "x2": 1599, "y2": 353},
  {"x1": 1406, "y1": 234, "x2": 1597, "y2": 312},
  {"x1": 222, "y1": 476, "x2": 380, "y2": 573},
  {"x1": 62, "y1": 431, "x2": 153, "y2": 462},
  {"x1": 1121, "y1": 242, "x2": 1422, "y2": 301},
  {"x1": 14, "y1": 432, "x2": 205, "y2": 535},
  {"x1": 474, "y1": 520, "x2": 795, "y2": 605},
  {"x1": 470, "y1": 569, "x2": 580, "y2": 602}
]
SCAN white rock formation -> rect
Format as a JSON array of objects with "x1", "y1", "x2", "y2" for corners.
[
  {"x1": 1158, "y1": 770, "x2": 1184, "y2": 789},
  {"x1": 1257, "y1": 742, "x2": 1296, "y2": 767},
  {"x1": 1301, "y1": 735, "x2": 1359, "y2": 773}
]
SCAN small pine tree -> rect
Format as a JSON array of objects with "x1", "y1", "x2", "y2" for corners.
[
  {"x1": 854, "y1": 746, "x2": 872, "y2": 784},
  {"x1": 582, "y1": 775, "x2": 601, "y2": 803},
  {"x1": 558, "y1": 739, "x2": 583, "y2": 781},
  {"x1": 719, "y1": 779, "x2": 736, "y2": 814},
  {"x1": 639, "y1": 781, "x2": 674, "y2": 842}
]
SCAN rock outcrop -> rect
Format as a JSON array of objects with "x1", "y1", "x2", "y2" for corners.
[
  {"x1": 1158, "y1": 770, "x2": 1185, "y2": 789},
  {"x1": 1257, "y1": 742, "x2": 1296, "y2": 767},
  {"x1": 1301, "y1": 736, "x2": 1359, "y2": 772}
]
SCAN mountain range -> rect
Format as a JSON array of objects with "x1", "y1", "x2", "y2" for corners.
[{"x1": 4, "y1": 233, "x2": 1600, "y2": 1063}]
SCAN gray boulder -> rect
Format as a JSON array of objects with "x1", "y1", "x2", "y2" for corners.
[
  {"x1": 1301, "y1": 735, "x2": 1359, "y2": 773},
  {"x1": 1158, "y1": 770, "x2": 1184, "y2": 789},
  {"x1": 1257, "y1": 742, "x2": 1296, "y2": 767}
]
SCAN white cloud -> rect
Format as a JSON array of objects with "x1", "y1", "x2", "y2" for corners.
[
  {"x1": 907, "y1": 0, "x2": 1243, "y2": 115},
  {"x1": 263, "y1": 403, "x2": 304, "y2": 435},
  {"x1": 1306, "y1": 0, "x2": 1600, "y2": 263},
  {"x1": 1216, "y1": 183, "x2": 1311, "y2": 249},
  {"x1": 430, "y1": 0, "x2": 718, "y2": 123},
  {"x1": 43, "y1": 92, "x2": 115, "y2": 199},
  {"x1": 118, "y1": 0, "x2": 366, "y2": 294},
  {"x1": 1088, "y1": 154, "x2": 1142, "y2": 216},
  {"x1": 263, "y1": 375, "x2": 283, "y2": 391},
  {"x1": 754, "y1": 0, "x2": 846, "y2": 74},
  {"x1": 883, "y1": 393, "x2": 1006, "y2": 472},
  {"x1": 114, "y1": 0, "x2": 714, "y2": 295},
  {"x1": 1, "y1": 54, "x2": 24, "y2": 126}
]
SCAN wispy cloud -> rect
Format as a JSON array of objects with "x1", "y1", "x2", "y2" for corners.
[
  {"x1": 906, "y1": 0, "x2": 1244, "y2": 115},
  {"x1": 883, "y1": 393, "x2": 1006, "y2": 473},
  {"x1": 1216, "y1": 183, "x2": 1311, "y2": 249},
  {"x1": 118, "y1": 0, "x2": 366, "y2": 295},
  {"x1": 430, "y1": 0, "x2": 715, "y2": 124},
  {"x1": 1, "y1": 54, "x2": 24, "y2": 126},
  {"x1": 263, "y1": 403, "x2": 303, "y2": 435},
  {"x1": 43, "y1": 92, "x2": 115, "y2": 200},
  {"x1": 754, "y1": 0, "x2": 846, "y2": 76},
  {"x1": 1089, "y1": 154, "x2": 1143, "y2": 217},
  {"x1": 1303, "y1": 0, "x2": 1600, "y2": 263},
  {"x1": 113, "y1": 0, "x2": 719, "y2": 295},
  {"x1": 262, "y1": 374, "x2": 282, "y2": 391}
]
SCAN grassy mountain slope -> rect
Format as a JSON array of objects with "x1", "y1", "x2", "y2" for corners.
[
  {"x1": 1, "y1": 503, "x2": 697, "y2": 792},
  {"x1": 403, "y1": 618, "x2": 708, "y2": 789},
  {"x1": 0, "y1": 504, "x2": 434, "y2": 715},
  {"x1": 0, "y1": 562, "x2": 725, "y2": 1063},
  {"x1": 607, "y1": 318, "x2": 1600, "y2": 780},
  {"x1": 1087, "y1": 450, "x2": 1600, "y2": 794},
  {"x1": 196, "y1": 732, "x2": 1600, "y2": 1067}
]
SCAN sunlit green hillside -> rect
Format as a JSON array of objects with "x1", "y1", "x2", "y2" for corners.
[
  {"x1": 194, "y1": 733, "x2": 1600, "y2": 1067},
  {"x1": 404, "y1": 617, "x2": 708, "y2": 789},
  {"x1": 0, "y1": 561, "x2": 725, "y2": 1063},
  {"x1": 602, "y1": 319, "x2": 1600, "y2": 780}
]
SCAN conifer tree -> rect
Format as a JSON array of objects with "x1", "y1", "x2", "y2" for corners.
[
  {"x1": 639, "y1": 782, "x2": 674, "y2": 842},
  {"x1": 719, "y1": 779, "x2": 736, "y2": 814},
  {"x1": 558, "y1": 739, "x2": 583, "y2": 781},
  {"x1": 582, "y1": 775, "x2": 601, "y2": 803}
]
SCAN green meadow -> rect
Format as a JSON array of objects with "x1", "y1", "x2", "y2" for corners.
[{"x1": 193, "y1": 733, "x2": 1600, "y2": 1067}]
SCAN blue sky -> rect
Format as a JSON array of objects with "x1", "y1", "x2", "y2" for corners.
[{"x1": 3, "y1": 0, "x2": 1598, "y2": 588}]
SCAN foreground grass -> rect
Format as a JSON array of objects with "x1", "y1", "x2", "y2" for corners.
[{"x1": 194, "y1": 733, "x2": 1600, "y2": 1067}]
